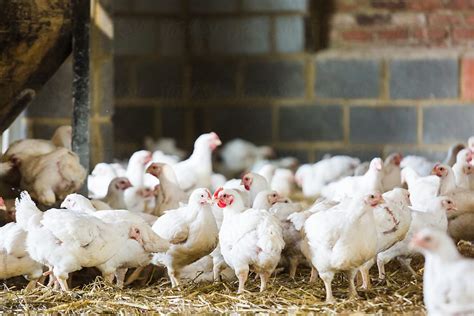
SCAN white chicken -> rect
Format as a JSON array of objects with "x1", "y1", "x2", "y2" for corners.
[
  {"x1": 268, "y1": 197, "x2": 306, "y2": 279},
  {"x1": 241, "y1": 172, "x2": 271, "y2": 204},
  {"x1": 382, "y1": 153, "x2": 402, "y2": 191},
  {"x1": 270, "y1": 168, "x2": 294, "y2": 197},
  {"x1": 59, "y1": 194, "x2": 167, "y2": 287},
  {"x1": 321, "y1": 157, "x2": 384, "y2": 202},
  {"x1": 295, "y1": 156, "x2": 360, "y2": 198},
  {"x1": 452, "y1": 149, "x2": 473, "y2": 190},
  {"x1": 151, "y1": 150, "x2": 181, "y2": 165},
  {"x1": 0, "y1": 222, "x2": 44, "y2": 290},
  {"x1": 210, "y1": 173, "x2": 227, "y2": 192},
  {"x1": 18, "y1": 148, "x2": 87, "y2": 206},
  {"x1": 61, "y1": 194, "x2": 169, "y2": 288},
  {"x1": 15, "y1": 191, "x2": 160, "y2": 291},
  {"x1": 256, "y1": 164, "x2": 277, "y2": 185},
  {"x1": 358, "y1": 188, "x2": 412, "y2": 290},
  {"x1": 220, "y1": 138, "x2": 273, "y2": 176},
  {"x1": 401, "y1": 167, "x2": 440, "y2": 209},
  {"x1": 303, "y1": 192, "x2": 384, "y2": 302},
  {"x1": 144, "y1": 137, "x2": 186, "y2": 160},
  {"x1": 92, "y1": 177, "x2": 132, "y2": 210},
  {"x1": 210, "y1": 177, "x2": 271, "y2": 282},
  {"x1": 1, "y1": 125, "x2": 72, "y2": 165},
  {"x1": 410, "y1": 228, "x2": 474, "y2": 316},
  {"x1": 376, "y1": 196, "x2": 455, "y2": 280},
  {"x1": 215, "y1": 188, "x2": 285, "y2": 293},
  {"x1": 126, "y1": 150, "x2": 153, "y2": 187},
  {"x1": 146, "y1": 163, "x2": 188, "y2": 216},
  {"x1": 432, "y1": 164, "x2": 474, "y2": 214},
  {"x1": 287, "y1": 198, "x2": 341, "y2": 234},
  {"x1": 171, "y1": 132, "x2": 222, "y2": 191},
  {"x1": 401, "y1": 143, "x2": 465, "y2": 176},
  {"x1": 151, "y1": 188, "x2": 218, "y2": 287},
  {"x1": 87, "y1": 162, "x2": 126, "y2": 199},
  {"x1": 124, "y1": 186, "x2": 157, "y2": 214},
  {"x1": 61, "y1": 193, "x2": 158, "y2": 226},
  {"x1": 0, "y1": 126, "x2": 72, "y2": 190}
]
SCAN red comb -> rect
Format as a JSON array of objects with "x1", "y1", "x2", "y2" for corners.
[
  {"x1": 0, "y1": 197, "x2": 4, "y2": 205},
  {"x1": 213, "y1": 187, "x2": 224, "y2": 199}
]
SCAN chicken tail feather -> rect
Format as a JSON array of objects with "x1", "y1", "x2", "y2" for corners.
[{"x1": 15, "y1": 191, "x2": 43, "y2": 231}]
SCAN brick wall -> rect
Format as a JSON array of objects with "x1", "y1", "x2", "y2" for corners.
[
  {"x1": 331, "y1": 0, "x2": 474, "y2": 48},
  {"x1": 113, "y1": 0, "x2": 474, "y2": 163}
]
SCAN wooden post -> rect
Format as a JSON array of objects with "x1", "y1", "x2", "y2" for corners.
[{"x1": 71, "y1": 0, "x2": 90, "y2": 173}]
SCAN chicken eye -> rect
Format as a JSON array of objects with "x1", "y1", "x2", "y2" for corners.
[
  {"x1": 200, "y1": 194, "x2": 204, "y2": 198},
  {"x1": 424, "y1": 236, "x2": 432, "y2": 242},
  {"x1": 370, "y1": 194, "x2": 375, "y2": 199},
  {"x1": 272, "y1": 194, "x2": 277, "y2": 197},
  {"x1": 244, "y1": 177, "x2": 249, "y2": 181},
  {"x1": 447, "y1": 200, "x2": 452, "y2": 204},
  {"x1": 223, "y1": 194, "x2": 227, "y2": 198}
]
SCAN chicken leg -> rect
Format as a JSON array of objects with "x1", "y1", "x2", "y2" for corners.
[
  {"x1": 125, "y1": 266, "x2": 145, "y2": 285},
  {"x1": 347, "y1": 269, "x2": 359, "y2": 299},
  {"x1": 167, "y1": 268, "x2": 180, "y2": 288},
  {"x1": 236, "y1": 268, "x2": 249, "y2": 294},
  {"x1": 377, "y1": 256, "x2": 386, "y2": 280},
  {"x1": 397, "y1": 257, "x2": 417, "y2": 277},
  {"x1": 25, "y1": 279, "x2": 38, "y2": 292},
  {"x1": 309, "y1": 266, "x2": 317, "y2": 283},
  {"x1": 259, "y1": 271, "x2": 271, "y2": 292},
  {"x1": 320, "y1": 271, "x2": 335, "y2": 303},
  {"x1": 289, "y1": 257, "x2": 299, "y2": 279},
  {"x1": 115, "y1": 268, "x2": 127, "y2": 288},
  {"x1": 57, "y1": 277, "x2": 69, "y2": 291}
]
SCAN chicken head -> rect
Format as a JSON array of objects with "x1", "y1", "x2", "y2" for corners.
[{"x1": 364, "y1": 192, "x2": 385, "y2": 207}]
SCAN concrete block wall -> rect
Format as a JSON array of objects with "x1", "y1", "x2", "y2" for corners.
[
  {"x1": 110, "y1": 0, "x2": 474, "y2": 163},
  {"x1": 311, "y1": 49, "x2": 474, "y2": 161},
  {"x1": 113, "y1": 0, "x2": 310, "y2": 158}
]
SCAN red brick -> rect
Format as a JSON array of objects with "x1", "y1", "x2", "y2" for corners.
[
  {"x1": 412, "y1": 27, "x2": 448, "y2": 44},
  {"x1": 377, "y1": 27, "x2": 409, "y2": 40},
  {"x1": 335, "y1": 0, "x2": 370, "y2": 11},
  {"x1": 341, "y1": 29, "x2": 374, "y2": 41},
  {"x1": 453, "y1": 27, "x2": 474, "y2": 40},
  {"x1": 356, "y1": 13, "x2": 391, "y2": 26},
  {"x1": 446, "y1": 0, "x2": 474, "y2": 9},
  {"x1": 428, "y1": 13, "x2": 464, "y2": 26},
  {"x1": 407, "y1": 0, "x2": 443, "y2": 11},
  {"x1": 371, "y1": 0, "x2": 407, "y2": 10},
  {"x1": 462, "y1": 58, "x2": 474, "y2": 99},
  {"x1": 465, "y1": 14, "x2": 474, "y2": 25},
  {"x1": 427, "y1": 28, "x2": 449, "y2": 41}
]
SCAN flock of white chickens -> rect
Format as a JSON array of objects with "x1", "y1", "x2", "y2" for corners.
[{"x1": 0, "y1": 127, "x2": 474, "y2": 315}]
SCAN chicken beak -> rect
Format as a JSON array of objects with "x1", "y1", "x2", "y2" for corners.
[{"x1": 276, "y1": 196, "x2": 287, "y2": 203}]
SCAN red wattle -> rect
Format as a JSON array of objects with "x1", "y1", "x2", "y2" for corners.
[{"x1": 217, "y1": 200, "x2": 227, "y2": 208}]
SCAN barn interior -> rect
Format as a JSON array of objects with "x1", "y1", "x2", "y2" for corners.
[{"x1": 1, "y1": 0, "x2": 473, "y2": 314}]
